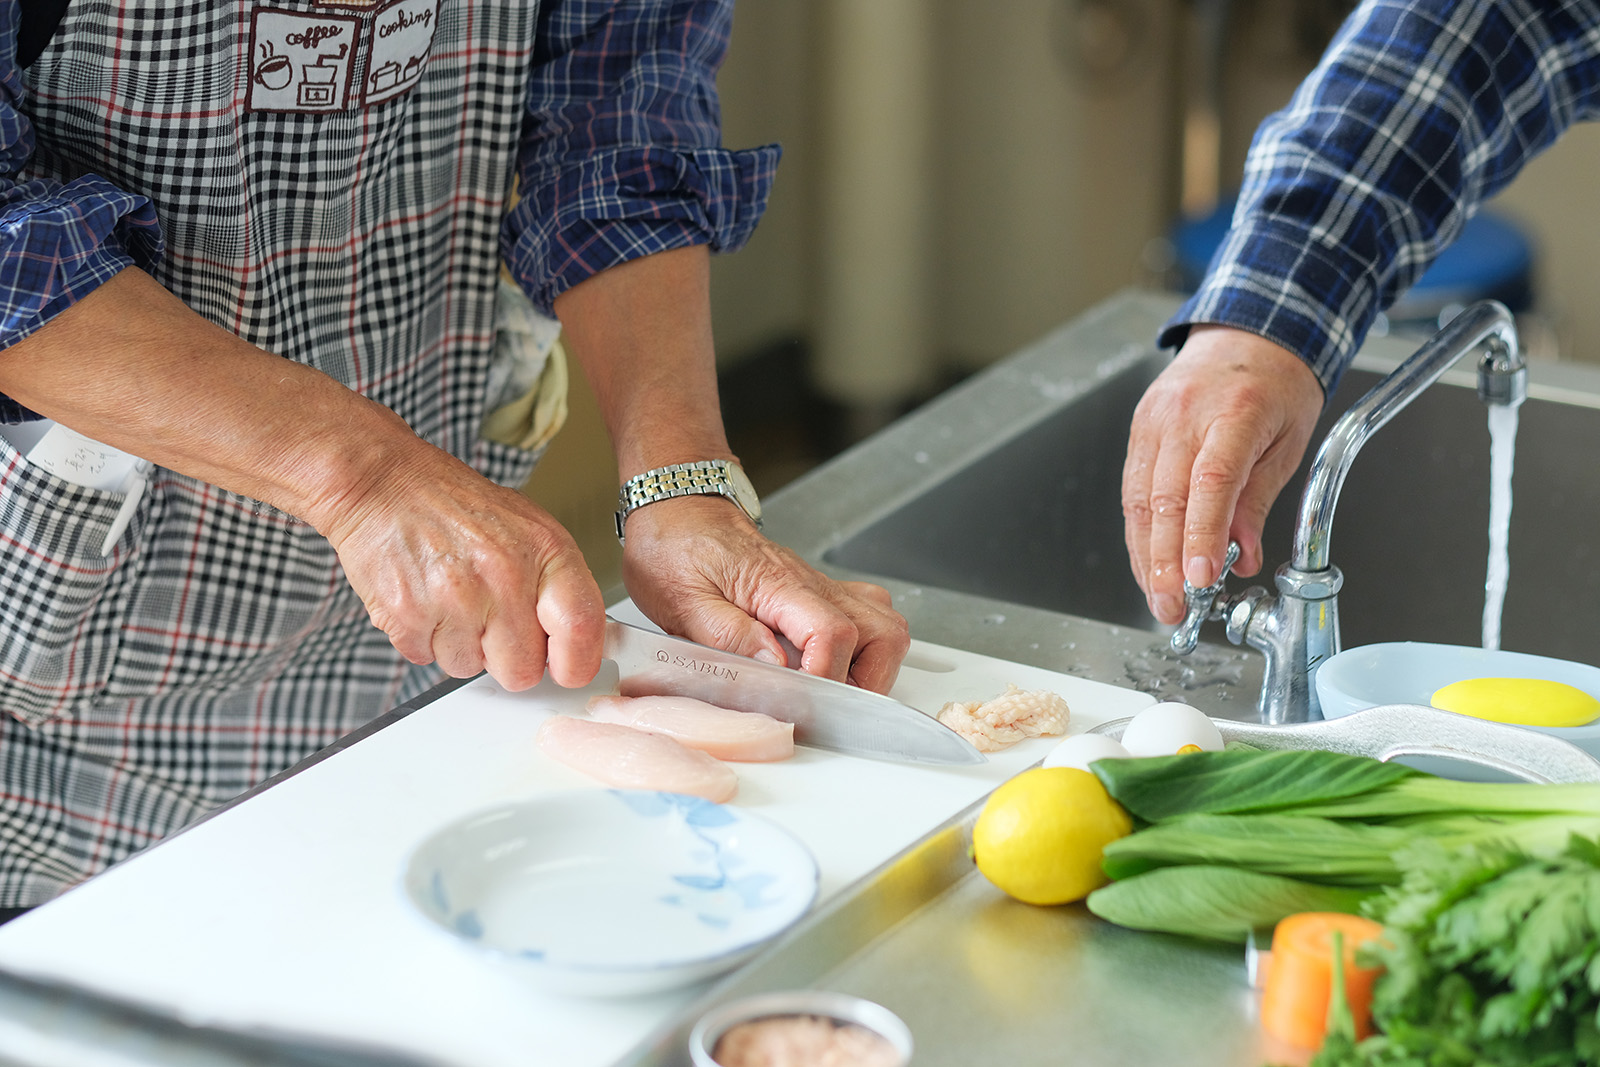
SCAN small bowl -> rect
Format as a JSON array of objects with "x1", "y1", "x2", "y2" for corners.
[
  {"x1": 401, "y1": 790, "x2": 819, "y2": 997},
  {"x1": 1316, "y1": 641, "x2": 1600, "y2": 756},
  {"x1": 688, "y1": 991, "x2": 913, "y2": 1067}
]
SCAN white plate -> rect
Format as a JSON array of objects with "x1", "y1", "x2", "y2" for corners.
[
  {"x1": 1316, "y1": 641, "x2": 1600, "y2": 756},
  {"x1": 401, "y1": 790, "x2": 819, "y2": 997}
]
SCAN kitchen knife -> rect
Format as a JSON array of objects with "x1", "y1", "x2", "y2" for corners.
[{"x1": 602, "y1": 617, "x2": 986, "y2": 765}]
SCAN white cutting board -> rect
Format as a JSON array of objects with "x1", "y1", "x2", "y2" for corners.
[{"x1": 0, "y1": 629, "x2": 1153, "y2": 1066}]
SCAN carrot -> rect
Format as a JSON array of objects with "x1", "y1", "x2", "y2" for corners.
[{"x1": 1259, "y1": 912, "x2": 1386, "y2": 1049}]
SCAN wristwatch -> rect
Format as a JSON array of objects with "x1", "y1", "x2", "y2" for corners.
[{"x1": 614, "y1": 459, "x2": 763, "y2": 543}]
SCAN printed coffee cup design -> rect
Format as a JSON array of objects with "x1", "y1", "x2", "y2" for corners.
[{"x1": 254, "y1": 44, "x2": 292, "y2": 90}]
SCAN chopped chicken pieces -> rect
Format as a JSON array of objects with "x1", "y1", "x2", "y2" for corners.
[{"x1": 936, "y1": 683, "x2": 1070, "y2": 753}]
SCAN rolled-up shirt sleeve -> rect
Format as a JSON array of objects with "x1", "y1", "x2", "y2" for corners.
[
  {"x1": 1160, "y1": 0, "x2": 1600, "y2": 395},
  {"x1": 0, "y1": 1, "x2": 162, "y2": 421},
  {"x1": 504, "y1": 0, "x2": 780, "y2": 315}
]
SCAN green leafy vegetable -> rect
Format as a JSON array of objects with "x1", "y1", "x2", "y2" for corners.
[
  {"x1": 1307, "y1": 836, "x2": 1600, "y2": 1067},
  {"x1": 1084, "y1": 864, "x2": 1375, "y2": 943},
  {"x1": 1098, "y1": 752, "x2": 1600, "y2": 1062},
  {"x1": 1100, "y1": 813, "x2": 1415, "y2": 885},
  {"x1": 1277, "y1": 775, "x2": 1600, "y2": 821},
  {"x1": 1317, "y1": 929, "x2": 1362, "y2": 1061},
  {"x1": 1091, "y1": 749, "x2": 1417, "y2": 822},
  {"x1": 1088, "y1": 747, "x2": 1600, "y2": 950}
]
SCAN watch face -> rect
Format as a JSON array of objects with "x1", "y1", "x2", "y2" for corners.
[{"x1": 725, "y1": 462, "x2": 762, "y2": 523}]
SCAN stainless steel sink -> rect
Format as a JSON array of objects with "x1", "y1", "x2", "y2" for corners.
[{"x1": 762, "y1": 291, "x2": 1600, "y2": 706}]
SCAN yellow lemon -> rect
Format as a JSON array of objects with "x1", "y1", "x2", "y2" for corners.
[
  {"x1": 1431, "y1": 677, "x2": 1600, "y2": 728},
  {"x1": 971, "y1": 766, "x2": 1133, "y2": 906}
]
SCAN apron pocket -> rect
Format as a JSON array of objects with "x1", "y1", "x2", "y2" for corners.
[{"x1": 0, "y1": 447, "x2": 149, "y2": 725}]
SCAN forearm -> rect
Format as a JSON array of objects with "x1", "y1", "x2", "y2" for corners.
[
  {"x1": 0, "y1": 266, "x2": 418, "y2": 533},
  {"x1": 552, "y1": 244, "x2": 732, "y2": 482}
]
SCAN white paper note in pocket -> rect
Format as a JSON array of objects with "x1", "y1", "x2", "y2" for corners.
[
  {"x1": 0, "y1": 419, "x2": 152, "y2": 553},
  {"x1": 8, "y1": 420, "x2": 142, "y2": 491}
]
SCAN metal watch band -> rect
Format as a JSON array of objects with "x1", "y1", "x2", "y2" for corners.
[{"x1": 614, "y1": 460, "x2": 761, "y2": 543}]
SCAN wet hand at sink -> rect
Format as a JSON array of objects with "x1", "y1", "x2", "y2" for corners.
[
  {"x1": 1121, "y1": 326, "x2": 1325, "y2": 624},
  {"x1": 620, "y1": 494, "x2": 912, "y2": 693}
]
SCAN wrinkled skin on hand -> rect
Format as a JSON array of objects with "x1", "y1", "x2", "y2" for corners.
[
  {"x1": 620, "y1": 495, "x2": 911, "y2": 694},
  {"x1": 319, "y1": 439, "x2": 606, "y2": 692},
  {"x1": 1121, "y1": 325, "x2": 1325, "y2": 626}
]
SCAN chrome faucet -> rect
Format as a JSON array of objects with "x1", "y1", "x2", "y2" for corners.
[{"x1": 1170, "y1": 300, "x2": 1529, "y2": 724}]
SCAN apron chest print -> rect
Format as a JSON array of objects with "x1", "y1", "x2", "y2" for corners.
[{"x1": 247, "y1": 0, "x2": 440, "y2": 113}]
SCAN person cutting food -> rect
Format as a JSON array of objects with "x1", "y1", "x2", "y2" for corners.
[
  {"x1": 1122, "y1": 0, "x2": 1599, "y2": 626},
  {"x1": 0, "y1": 0, "x2": 908, "y2": 919}
]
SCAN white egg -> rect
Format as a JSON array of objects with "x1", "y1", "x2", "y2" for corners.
[
  {"x1": 1119, "y1": 702, "x2": 1225, "y2": 757},
  {"x1": 1041, "y1": 733, "x2": 1133, "y2": 771}
]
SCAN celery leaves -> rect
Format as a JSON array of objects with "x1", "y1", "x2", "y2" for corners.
[{"x1": 1309, "y1": 836, "x2": 1600, "y2": 1066}]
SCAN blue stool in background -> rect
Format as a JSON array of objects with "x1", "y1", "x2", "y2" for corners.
[{"x1": 1170, "y1": 197, "x2": 1535, "y2": 331}]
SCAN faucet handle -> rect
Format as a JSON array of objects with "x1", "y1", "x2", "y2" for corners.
[{"x1": 1170, "y1": 541, "x2": 1241, "y2": 655}]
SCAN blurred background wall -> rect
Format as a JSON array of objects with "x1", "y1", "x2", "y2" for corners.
[{"x1": 526, "y1": 0, "x2": 1600, "y2": 595}]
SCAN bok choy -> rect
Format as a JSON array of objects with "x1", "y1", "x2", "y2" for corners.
[{"x1": 1082, "y1": 747, "x2": 1600, "y2": 942}]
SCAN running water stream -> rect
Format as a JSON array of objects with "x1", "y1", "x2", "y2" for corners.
[{"x1": 1482, "y1": 403, "x2": 1520, "y2": 650}]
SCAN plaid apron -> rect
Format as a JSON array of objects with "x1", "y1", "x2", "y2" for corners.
[{"x1": 0, "y1": 0, "x2": 542, "y2": 905}]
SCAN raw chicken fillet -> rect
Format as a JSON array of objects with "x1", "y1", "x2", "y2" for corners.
[
  {"x1": 587, "y1": 693, "x2": 794, "y2": 762},
  {"x1": 535, "y1": 715, "x2": 738, "y2": 803},
  {"x1": 935, "y1": 683, "x2": 1070, "y2": 753}
]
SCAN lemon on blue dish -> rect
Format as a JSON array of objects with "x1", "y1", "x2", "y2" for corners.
[{"x1": 1431, "y1": 677, "x2": 1600, "y2": 728}]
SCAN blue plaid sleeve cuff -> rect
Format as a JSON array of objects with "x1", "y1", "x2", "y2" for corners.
[
  {"x1": 504, "y1": 141, "x2": 780, "y2": 315},
  {"x1": 507, "y1": 0, "x2": 778, "y2": 314},
  {"x1": 1159, "y1": 212, "x2": 1381, "y2": 397},
  {"x1": 0, "y1": 174, "x2": 161, "y2": 350},
  {"x1": 0, "y1": 176, "x2": 162, "y2": 422}
]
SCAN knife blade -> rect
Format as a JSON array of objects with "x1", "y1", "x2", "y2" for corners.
[{"x1": 601, "y1": 617, "x2": 985, "y2": 765}]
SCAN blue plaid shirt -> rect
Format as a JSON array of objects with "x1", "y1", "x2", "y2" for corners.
[
  {"x1": 0, "y1": 0, "x2": 776, "y2": 414},
  {"x1": 1163, "y1": 0, "x2": 1600, "y2": 394}
]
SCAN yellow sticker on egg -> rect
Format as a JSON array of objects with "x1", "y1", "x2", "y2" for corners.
[{"x1": 1430, "y1": 677, "x2": 1600, "y2": 728}]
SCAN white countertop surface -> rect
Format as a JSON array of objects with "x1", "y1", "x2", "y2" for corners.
[{"x1": 0, "y1": 622, "x2": 1153, "y2": 1066}]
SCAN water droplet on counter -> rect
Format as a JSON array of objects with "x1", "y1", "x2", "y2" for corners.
[
  {"x1": 914, "y1": 451, "x2": 930, "y2": 464},
  {"x1": 981, "y1": 613, "x2": 1006, "y2": 625},
  {"x1": 1122, "y1": 644, "x2": 1248, "y2": 699}
]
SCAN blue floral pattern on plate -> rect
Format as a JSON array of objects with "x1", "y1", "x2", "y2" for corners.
[{"x1": 401, "y1": 789, "x2": 820, "y2": 996}]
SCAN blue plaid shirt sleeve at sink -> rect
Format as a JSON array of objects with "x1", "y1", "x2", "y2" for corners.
[{"x1": 1161, "y1": 0, "x2": 1600, "y2": 395}]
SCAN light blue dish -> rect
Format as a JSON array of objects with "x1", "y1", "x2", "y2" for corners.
[
  {"x1": 401, "y1": 790, "x2": 819, "y2": 997},
  {"x1": 1316, "y1": 641, "x2": 1600, "y2": 757}
]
